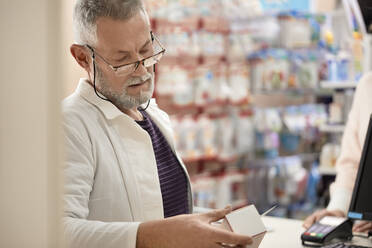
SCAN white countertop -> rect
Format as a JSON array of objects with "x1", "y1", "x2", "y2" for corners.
[
  {"x1": 261, "y1": 216, "x2": 304, "y2": 248},
  {"x1": 260, "y1": 216, "x2": 372, "y2": 248}
]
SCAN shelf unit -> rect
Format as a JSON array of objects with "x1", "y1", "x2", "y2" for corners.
[
  {"x1": 148, "y1": 1, "x2": 360, "y2": 218},
  {"x1": 319, "y1": 124, "x2": 345, "y2": 133},
  {"x1": 318, "y1": 166, "x2": 337, "y2": 176},
  {"x1": 320, "y1": 81, "x2": 357, "y2": 89}
]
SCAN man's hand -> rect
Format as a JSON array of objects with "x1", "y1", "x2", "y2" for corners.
[
  {"x1": 353, "y1": 221, "x2": 372, "y2": 233},
  {"x1": 303, "y1": 209, "x2": 345, "y2": 229},
  {"x1": 137, "y1": 206, "x2": 253, "y2": 248}
]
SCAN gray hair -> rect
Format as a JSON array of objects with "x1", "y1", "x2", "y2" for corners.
[{"x1": 73, "y1": 0, "x2": 146, "y2": 45}]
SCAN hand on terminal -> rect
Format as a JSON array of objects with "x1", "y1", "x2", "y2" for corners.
[
  {"x1": 136, "y1": 206, "x2": 253, "y2": 248},
  {"x1": 303, "y1": 209, "x2": 345, "y2": 229}
]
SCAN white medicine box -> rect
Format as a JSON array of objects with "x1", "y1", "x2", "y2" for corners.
[{"x1": 221, "y1": 205, "x2": 267, "y2": 248}]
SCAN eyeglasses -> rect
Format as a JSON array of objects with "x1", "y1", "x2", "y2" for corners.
[{"x1": 86, "y1": 32, "x2": 165, "y2": 76}]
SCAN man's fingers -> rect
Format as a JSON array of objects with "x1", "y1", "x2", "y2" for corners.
[
  {"x1": 211, "y1": 227, "x2": 252, "y2": 245},
  {"x1": 205, "y1": 206, "x2": 232, "y2": 223}
]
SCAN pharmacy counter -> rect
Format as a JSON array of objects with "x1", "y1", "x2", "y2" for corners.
[
  {"x1": 261, "y1": 216, "x2": 372, "y2": 248},
  {"x1": 261, "y1": 216, "x2": 304, "y2": 248}
]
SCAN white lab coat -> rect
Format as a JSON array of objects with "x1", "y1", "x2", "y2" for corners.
[{"x1": 62, "y1": 79, "x2": 193, "y2": 248}]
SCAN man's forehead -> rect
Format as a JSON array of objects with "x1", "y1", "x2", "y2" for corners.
[{"x1": 95, "y1": 12, "x2": 151, "y2": 53}]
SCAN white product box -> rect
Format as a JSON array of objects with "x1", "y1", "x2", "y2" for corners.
[{"x1": 221, "y1": 205, "x2": 267, "y2": 248}]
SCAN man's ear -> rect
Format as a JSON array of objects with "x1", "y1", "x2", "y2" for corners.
[{"x1": 70, "y1": 44, "x2": 91, "y2": 73}]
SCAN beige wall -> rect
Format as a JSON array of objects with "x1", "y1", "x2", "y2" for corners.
[
  {"x1": 0, "y1": 1, "x2": 63, "y2": 247},
  {"x1": 62, "y1": 0, "x2": 86, "y2": 97}
]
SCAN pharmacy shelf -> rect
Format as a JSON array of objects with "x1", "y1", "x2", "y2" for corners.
[
  {"x1": 320, "y1": 81, "x2": 357, "y2": 89},
  {"x1": 318, "y1": 166, "x2": 337, "y2": 176},
  {"x1": 319, "y1": 124, "x2": 345, "y2": 133},
  {"x1": 246, "y1": 153, "x2": 319, "y2": 168}
]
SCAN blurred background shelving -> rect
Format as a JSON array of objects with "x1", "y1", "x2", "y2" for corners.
[{"x1": 144, "y1": 0, "x2": 372, "y2": 219}]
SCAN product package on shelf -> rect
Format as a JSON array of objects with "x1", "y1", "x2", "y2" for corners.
[
  {"x1": 249, "y1": 48, "x2": 321, "y2": 92},
  {"x1": 235, "y1": 111, "x2": 255, "y2": 155},
  {"x1": 191, "y1": 155, "x2": 311, "y2": 217},
  {"x1": 253, "y1": 104, "x2": 327, "y2": 158},
  {"x1": 254, "y1": 108, "x2": 282, "y2": 158},
  {"x1": 230, "y1": 15, "x2": 280, "y2": 48},
  {"x1": 324, "y1": 51, "x2": 354, "y2": 82},
  {"x1": 170, "y1": 109, "x2": 255, "y2": 163},
  {"x1": 291, "y1": 50, "x2": 319, "y2": 89},
  {"x1": 214, "y1": 114, "x2": 237, "y2": 161},
  {"x1": 220, "y1": 0, "x2": 263, "y2": 19},
  {"x1": 247, "y1": 155, "x2": 310, "y2": 217},
  {"x1": 227, "y1": 33, "x2": 256, "y2": 62},
  {"x1": 328, "y1": 90, "x2": 354, "y2": 125},
  {"x1": 148, "y1": 0, "x2": 263, "y2": 25},
  {"x1": 192, "y1": 171, "x2": 249, "y2": 210},
  {"x1": 146, "y1": 0, "x2": 199, "y2": 27},
  {"x1": 171, "y1": 115, "x2": 200, "y2": 161},
  {"x1": 155, "y1": 62, "x2": 251, "y2": 109},
  {"x1": 319, "y1": 10, "x2": 364, "y2": 84},
  {"x1": 278, "y1": 12, "x2": 312, "y2": 49},
  {"x1": 319, "y1": 142, "x2": 341, "y2": 169}
]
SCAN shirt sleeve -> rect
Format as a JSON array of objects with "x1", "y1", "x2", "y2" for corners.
[
  {"x1": 327, "y1": 76, "x2": 367, "y2": 214},
  {"x1": 63, "y1": 114, "x2": 140, "y2": 248}
]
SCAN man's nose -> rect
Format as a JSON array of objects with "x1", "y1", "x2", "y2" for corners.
[{"x1": 132, "y1": 60, "x2": 150, "y2": 77}]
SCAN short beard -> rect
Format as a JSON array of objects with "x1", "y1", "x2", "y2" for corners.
[{"x1": 95, "y1": 65, "x2": 154, "y2": 110}]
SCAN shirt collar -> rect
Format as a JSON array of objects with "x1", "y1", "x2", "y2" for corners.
[{"x1": 76, "y1": 78, "x2": 132, "y2": 120}]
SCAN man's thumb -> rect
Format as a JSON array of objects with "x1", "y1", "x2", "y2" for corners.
[{"x1": 207, "y1": 206, "x2": 232, "y2": 222}]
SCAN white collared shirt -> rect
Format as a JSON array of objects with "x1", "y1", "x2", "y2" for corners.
[{"x1": 62, "y1": 79, "x2": 192, "y2": 248}]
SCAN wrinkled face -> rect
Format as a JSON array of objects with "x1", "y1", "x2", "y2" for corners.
[{"x1": 93, "y1": 11, "x2": 154, "y2": 110}]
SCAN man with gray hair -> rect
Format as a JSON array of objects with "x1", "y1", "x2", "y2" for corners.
[{"x1": 64, "y1": 0, "x2": 252, "y2": 247}]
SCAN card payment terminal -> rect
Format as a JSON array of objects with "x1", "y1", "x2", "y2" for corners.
[{"x1": 301, "y1": 216, "x2": 353, "y2": 246}]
